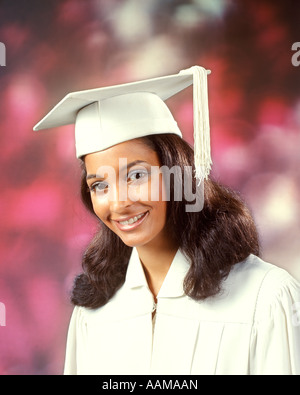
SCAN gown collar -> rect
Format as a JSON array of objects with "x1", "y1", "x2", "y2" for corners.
[{"x1": 124, "y1": 247, "x2": 190, "y2": 298}]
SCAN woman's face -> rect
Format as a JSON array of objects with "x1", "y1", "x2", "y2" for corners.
[{"x1": 85, "y1": 139, "x2": 169, "y2": 249}]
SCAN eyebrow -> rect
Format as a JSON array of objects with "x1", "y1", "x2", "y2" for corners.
[{"x1": 86, "y1": 160, "x2": 148, "y2": 181}]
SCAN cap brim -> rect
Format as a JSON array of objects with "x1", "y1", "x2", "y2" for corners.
[{"x1": 33, "y1": 72, "x2": 198, "y2": 131}]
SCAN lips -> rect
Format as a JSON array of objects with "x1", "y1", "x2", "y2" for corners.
[{"x1": 113, "y1": 211, "x2": 149, "y2": 231}]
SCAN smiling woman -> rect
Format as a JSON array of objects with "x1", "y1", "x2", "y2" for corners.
[
  {"x1": 34, "y1": 66, "x2": 300, "y2": 375},
  {"x1": 74, "y1": 132, "x2": 260, "y2": 311}
]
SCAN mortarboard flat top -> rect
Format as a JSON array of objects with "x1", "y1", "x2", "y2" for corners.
[{"x1": 33, "y1": 72, "x2": 197, "y2": 132}]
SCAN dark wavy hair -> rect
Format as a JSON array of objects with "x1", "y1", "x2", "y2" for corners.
[{"x1": 71, "y1": 134, "x2": 260, "y2": 308}]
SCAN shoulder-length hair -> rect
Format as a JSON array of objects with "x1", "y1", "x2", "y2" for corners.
[{"x1": 71, "y1": 134, "x2": 260, "y2": 308}]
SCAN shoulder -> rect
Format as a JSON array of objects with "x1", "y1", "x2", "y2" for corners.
[
  {"x1": 206, "y1": 255, "x2": 300, "y2": 324},
  {"x1": 226, "y1": 254, "x2": 293, "y2": 296},
  {"x1": 69, "y1": 294, "x2": 123, "y2": 326},
  {"x1": 69, "y1": 282, "x2": 154, "y2": 325},
  {"x1": 247, "y1": 256, "x2": 300, "y2": 322},
  {"x1": 233, "y1": 255, "x2": 299, "y2": 307}
]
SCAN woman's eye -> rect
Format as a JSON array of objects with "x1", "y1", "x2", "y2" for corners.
[
  {"x1": 128, "y1": 170, "x2": 149, "y2": 183},
  {"x1": 89, "y1": 182, "x2": 109, "y2": 193}
]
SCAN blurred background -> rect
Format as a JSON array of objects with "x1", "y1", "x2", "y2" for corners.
[{"x1": 0, "y1": 0, "x2": 299, "y2": 374}]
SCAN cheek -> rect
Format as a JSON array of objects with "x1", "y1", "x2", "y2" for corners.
[
  {"x1": 91, "y1": 196, "x2": 110, "y2": 222},
  {"x1": 143, "y1": 173, "x2": 167, "y2": 223},
  {"x1": 151, "y1": 199, "x2": 167, "y2": 228}
]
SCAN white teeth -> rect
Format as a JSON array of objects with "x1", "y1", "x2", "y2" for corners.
[{"x1": 119, "y1": 213, "x2": 145, "y2": 226}]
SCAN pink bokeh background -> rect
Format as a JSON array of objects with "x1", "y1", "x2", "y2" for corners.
[{"x1": 0, "y1": 0, "x2": 299, "y2": 374}]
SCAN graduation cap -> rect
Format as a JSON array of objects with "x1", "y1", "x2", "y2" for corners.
[{"x1": 34, "y1": 66, "x2": 212, "y2": 182}]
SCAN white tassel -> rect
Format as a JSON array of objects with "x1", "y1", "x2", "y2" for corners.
[{"x1": 179, "y1": 66, "x2": 212, "y2": 184}]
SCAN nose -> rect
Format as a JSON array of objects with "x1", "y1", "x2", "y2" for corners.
[{"x1": 108, "y1": 182, "x2": 133, "y2": 213}]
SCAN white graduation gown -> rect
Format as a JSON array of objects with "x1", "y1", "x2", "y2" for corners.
[{"x1": 64, "y1": 248, "x2": 300, "y2": 375}]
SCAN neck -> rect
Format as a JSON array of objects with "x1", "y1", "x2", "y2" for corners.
[{"x1": 136, "y1": 237, "x2": 178, "y2": 300}]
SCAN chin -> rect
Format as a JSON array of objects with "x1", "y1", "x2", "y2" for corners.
[
  {"x1": 118, "y1": 233, "x2": 153, "y2": 248},
  {"x1": 120, "y1": 238, "x2": 148, "y2": 248}
]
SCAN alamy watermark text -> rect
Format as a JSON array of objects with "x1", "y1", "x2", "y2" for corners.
[
  {"x1": 0, "y1": 42, "x2": 6, "y2": 66},
  {"x1": 291, "y1": 42, "x2": 300, "y2": 67},
  {"x1": 89, "y1": 159, "x2": 205, "y2": 213},
  {"x1": 0, "y1": 302, "x2": 6, "y2": 326}
]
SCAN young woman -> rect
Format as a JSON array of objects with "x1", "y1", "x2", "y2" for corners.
[{"x1": 34, "y1": 66, "x2": 300, "y2": 375}]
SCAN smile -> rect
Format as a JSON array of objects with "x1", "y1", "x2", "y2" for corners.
[
  {"x1": 114, "y1": 211, "x2": 149, "y2": 231},
  {"x1": 119, "y1": 213, "x2": 145, "y2": 225}
]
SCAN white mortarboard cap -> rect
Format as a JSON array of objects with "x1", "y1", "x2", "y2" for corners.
[{"x1": 34, "y1": 66, "x2": 212, "y2": 182}]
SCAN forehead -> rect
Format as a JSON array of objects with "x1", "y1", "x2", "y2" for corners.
[{"x1": 84, "y1": 138, "x2": 160, "y2": 171}]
